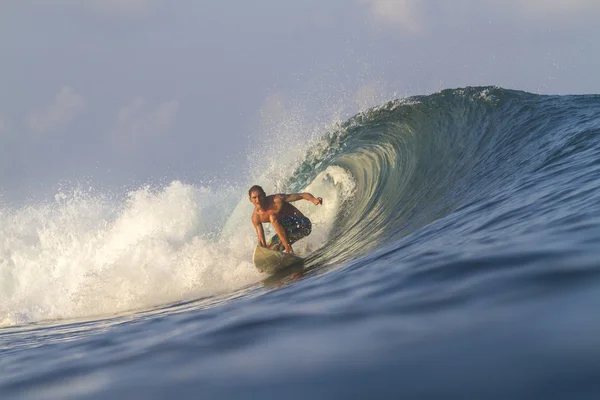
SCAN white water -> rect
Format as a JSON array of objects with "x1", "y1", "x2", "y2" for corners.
[
  {"x1": 0, "y1": 86, "x2": 370, "y2": 327},
  {"x1": 0, "y1": 165, "x2": 354, "y2": 326}
]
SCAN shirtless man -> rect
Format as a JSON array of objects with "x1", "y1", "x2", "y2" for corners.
[{"x1": 249, "y1": 185, "x2": 323, "y2": 254}]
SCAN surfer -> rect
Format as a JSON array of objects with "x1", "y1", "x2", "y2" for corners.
[{"x1": 249, "y1": 185, "x2": 323, "y2": 254}]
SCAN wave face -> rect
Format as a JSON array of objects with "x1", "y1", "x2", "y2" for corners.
[
  {"x1": 292, "y1": 87, "x2": 600, "y2": 267},
  {"x1": 2, "y1": 87, "x2": 600, "y2": 398}
]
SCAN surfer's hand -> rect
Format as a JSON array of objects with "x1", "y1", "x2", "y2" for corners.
[
  {"x1": 312, "y1": 197, "x2": 323, "y2": 205},
  {"x1": 284, "y1": 246, "x2": 294, "y2": 254}
]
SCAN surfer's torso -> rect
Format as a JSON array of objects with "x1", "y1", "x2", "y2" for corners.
[{"x1": 252, "y1": 194, "x2": 306, "y2": 224}]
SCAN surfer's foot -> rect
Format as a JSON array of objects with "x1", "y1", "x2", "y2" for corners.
[{"x1": 271, "y1": 243, "x2": 285, "y2": 252}]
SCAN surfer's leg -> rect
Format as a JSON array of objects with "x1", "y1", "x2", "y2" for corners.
[
  {"x1": 268, "y1": 216, "x2": 312, "y2": 251},
  {"x1": 285, "y1": 216, "x2": 312, "y2": 244}
]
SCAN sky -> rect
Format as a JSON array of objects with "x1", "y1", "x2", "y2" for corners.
[{"x1": 1, "y1": 0, "x2": 599, "y2": 198}]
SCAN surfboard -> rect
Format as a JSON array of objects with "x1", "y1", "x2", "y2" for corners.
[{"x1": 253, "y1": 245, "x2": 304, "y2": 274}]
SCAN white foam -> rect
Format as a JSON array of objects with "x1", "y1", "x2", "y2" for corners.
[
  {"x1": 289, "y1": 166, "x2": 356, "y2": 255},
  {"x1": 0, "y1": 182, "x2": 261, "y2": 326},
  {"x1": 0, "y1": 167, "x2": 356, "y2": 326}
]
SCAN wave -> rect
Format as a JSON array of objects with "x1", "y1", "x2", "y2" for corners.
[
  {"x1": 288, "y1": 86, "x2": 600, "y2": 266},
  {"x1": 2, "y1": 86, "x2": 599, "y2": 326}
]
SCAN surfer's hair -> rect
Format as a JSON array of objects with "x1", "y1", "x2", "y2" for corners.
[{"x1": 248, "y1": 185, "x2": 265, "y2": 197}]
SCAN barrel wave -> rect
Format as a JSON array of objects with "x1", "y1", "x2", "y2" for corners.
[
  {"x1": 2, "y1": 86, "x2": 600, "y2": 399},
  {"x1": 295, "y1": 86, "x2": 600, "y2": 274}
]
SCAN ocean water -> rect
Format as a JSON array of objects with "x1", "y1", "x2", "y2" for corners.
[{"x1": 2, "y1": 86, "x2": 600, "y2": 399}]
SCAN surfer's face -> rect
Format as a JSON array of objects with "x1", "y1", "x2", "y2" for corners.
[{"x1": 249, "y1": 190, "x2": 266, "y2": 207}]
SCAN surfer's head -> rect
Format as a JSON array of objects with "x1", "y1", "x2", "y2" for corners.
[{"x1": 248, "y1": 185, "x2": 266, "y2": 206}]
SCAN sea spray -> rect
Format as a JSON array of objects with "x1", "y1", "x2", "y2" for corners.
[{"x1": 0, "y1": 182, "x2": 260, "y2": 325}]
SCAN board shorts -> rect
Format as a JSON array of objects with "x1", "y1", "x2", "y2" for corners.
[{"x1": 268, "y1": 215, "x2": 312, "y2": 251}]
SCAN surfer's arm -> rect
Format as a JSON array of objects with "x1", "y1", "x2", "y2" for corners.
[
  {"x1": 282, "y1": 193, "x2": 323, "y2": 205},
  {"x1": 269, "y1": 214, "x2": 294, "y2": 254},
  {"x1": 252, "y1": 216, "x2": 267, "y2": 247}
]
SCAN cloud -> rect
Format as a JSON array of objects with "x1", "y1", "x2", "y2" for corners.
[
  {"x1": 114, "y1": 97, "x2": 178, "y2": 142},
  {"x1": 360, "y1": 0, "x2": 424, "y2": 32},
  {"x1": 25, "y1": 87, "x2": 85, "y2": 135},
  {"x1": 520, "y1": 0, "x2": 600, "y2": 11},
  {"x1": 517, "y1": 0, "x2": 600, "y2": 16},
  {"x1": 360, "y1": 0, "x2": 600, "y2": 31}
]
